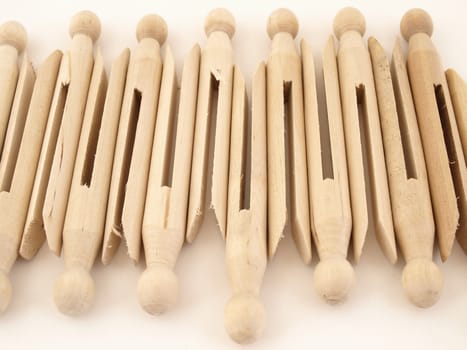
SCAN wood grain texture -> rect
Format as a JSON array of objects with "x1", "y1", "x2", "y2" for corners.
[
  {"x1": 102, "y1": 15, "x2": 167, "y2": 264},
  {"x1": 17, "y1": 51, "x2": 62, "y2": 259},
  {"x1": 20, "y1": 52, "x2": 69, "y2": 258},
  {"x1": 302, "y1": 37, "x2": 354, "y2": 303},
  {"x1": 42, "y1": 11, "x2": 101, "y2": 256},
  {"x1": 0, "y1": 47, "x2": 35, "y2": 313},
  {"x1": 138, "y1": 44, "x2": 200, "y2": 315},
  {"x1": 0, "y1": 22, "x2": 27, "y2": 159},
  {"x1": 224, "y1": 63, "x2": 267, "y2": 344},
  {"x1": 60, "y1": 49, "x2": 107, "y2": 266},
  {"x1": 334, "y1": 7, "x2": 396, "y2": 263},
  {"x1": 370, "y1": 36, "x2": 441, "y2": 308},
  {"x1": 266, "y1": 9, "x2": 311, "y2": 263},
  {"x1": 401, "y1": 8, "x2": 467, "y2": 260},
  {"x1": 62, "y1": 49, "x2": 126, "y2": 271},
  {"x1": 446, "y1": 68, "x2": 467, "y2": 251},
  {"x1": 52, "y1": 50, "x2": 129, "y2": 317},
  {"x1": 186, "y1": 8, "x2": 235, "y2": 243}
]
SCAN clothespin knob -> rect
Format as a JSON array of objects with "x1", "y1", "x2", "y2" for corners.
[
  {"x1": 400, "y1": 8, "x2": 433, "y2": 42},
  {"x1": 69, "y1": 10, "x2": 101, "y2": 43},
  {"x1": 137, "y1": 265, "x2": 178, "y2": 315},
  {"x1": 402, "y1": 259, "x2": 443, "y2": 308},
  {"x1": 333, "y1": 7, "x2": 366, "y2": 39},
  {"x1": 204, "y1": 8, "x2": 236, "y2": 39},
  {"x1": 267, "y1": 8, "x2": 298, "y2": 40},
  {"x1": 136, "y1": 14, "x2": 168, "y2": 45},
  {"x1": 0, "y1": 21, "x2": 27, "y2": 53},
  {"x1": 54, "y1": 267, "x2": 95, "y2": 316}
]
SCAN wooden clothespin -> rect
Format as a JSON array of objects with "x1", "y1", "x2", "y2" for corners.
[
  {"x1": 0, "y1": 21, "x2": 37, "y2": 313},
  {"x1": 333, "y1": 7, "x2": 397, "y2": 263},
  {"x1": 16, "y1": 52, "x2": 62, "y2": 259},
  {"x1": 102, "y1": 15, "x2": 167, "y2": 264},
  {"x1": 401, "y1": 9, "x2": 467, "y2": 259},
  {"x1": 19, "y1": 11, "x2": 102, "y2": 262},
  {"x1": 137, "y1": 45, "x2": 200, "y2": 314},
  {"x1": 43, "y1": 11, "x2": 103, "y2": 259},
  {"x1": 186, "y1": 8, "x2": 235, "y2": 242},
  {"x1": 301, "y1": 36, "x2": 354, "y2": 303},
  {"x1": 369, "y1": 37, "x2": 442, "y2": 307},
  {"x1": 266, "y1": 9, "x2": 312, "y2": 263},
  {"x1": 52, "y1": 50, "x2": 129, "y2": 316},
  {"x1": 224, "y1": 64, "x2": 267, "y2": 343}
]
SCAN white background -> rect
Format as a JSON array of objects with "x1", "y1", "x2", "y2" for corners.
[{"x1": 1, "y1": 0, "x2": 467, "y2": 349}]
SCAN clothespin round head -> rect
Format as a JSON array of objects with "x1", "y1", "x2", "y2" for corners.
[
  {"x1": 313, "y1": 258, "x2": 354, "y2": 304},
  {"x1": 402, "y1": 259, "x2": 443, "y2": 308},
  {"x1": 136, "y1": 14, "x2": 168, "y2": 45},
  {"x1": 69, "y1": 10, "x2": 101, "y2": 43},
  {"x1": 137, "y1": 265, "x2": 178, "y2": 315},
  {"x1": 0, "y1": 271, "x2": 12, "y2": 313},
  {"x1": 53, "y1": 267, "x2": 95, "y2": 316},
  {"x1": 400, "y1": 8, "x2": 433, "y2": 42},
  {"x1": 0, "y1": 21, "x2": 27, "y2": 53},
  {"x1": 267, "y1": 8, "x2": 298, "y2": 40},
  {"x1": 224, "y1": 292, "x2": 266, "y2": 344},
  {"x1": 333, "y1": 7, "x2": 366, "y2": 40},
  {"x1": 204, "y1": 8, "x2": 235, "y2": 39}
]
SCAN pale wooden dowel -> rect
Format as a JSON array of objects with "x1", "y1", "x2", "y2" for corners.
[
  {"x1": 302, "y1": 37, "x2": 354, "y2": 304},
  {"x1": 186, "y1": 8, "x2": 235, "y2": 243},
  {"x1": 138, "y1": 45, "x2": 200, "y2": 315},
  {"x1": 102, "y1": 15, "x2": 167, "y2": 264},
  {"x1": 266, "y1": 9, "x2": 311, "y2": 263},
  {"x1": 224, "y1": 64, "x2": 267, "y2": 344},
  {"x1": 401, "y1": 9, "x2": 467, "y2": 259},
  {"x1": 0, "y1": 21, "x2": 36, "y2": 313},
  {"x1": 334, "y1": 7, "x2": 396, "y2": 263},
  {"x1": 369, "y1": 36, "x2": 442, "y2": 308},
  {"x1": 53, "y1": 50, "x2": 129, "y2": 316},
  {"x1": 42, "y1": 11, "x2": 101, "y2": 257}
]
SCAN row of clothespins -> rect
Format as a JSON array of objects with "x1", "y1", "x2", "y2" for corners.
[{"x1": 0, "y1": 6, "x2": 466, "y2": 345}]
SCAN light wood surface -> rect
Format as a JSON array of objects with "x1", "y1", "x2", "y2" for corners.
[
  {"x1": 302, "y1": 36, "x2": 354, "y2": 303},
  {"x1": 186, "y1": 8, "x2": 235, "y2": 243},
  {"x1": 369, "y1": 36, "x2": 442, "y2": 307},
  {"x1": 401, "y1": 8, "x2": 467, "y2": 260},
  {"x1": 0, "y1": 21, "x2": 27, "y2": 157},
  {"x1": 16, "y1": 51, "x2": 62, "y2": 260},
  {"x1": 138, "y1": 44, "x2": 200, "y2": 315},
  {"x1": 333, "y1": 7, "x2": 396, "y2": 263},
  {"x1": 102, "y1": 14, "x2": 167, "y2": 264},
  {"x1": 266, "y1": 9, "x2": 311, "y2": 263},
  {"x1": 0, "y1": 21, "x2": 35, "y2": 313},
  {"x1": 42, "y1": 11, "x2": 101, "y2": 257},
  {"x1": 20, "y1": 51, "x2": 70, "y2": 259},
  {"x1": 224, "y1": 63, "x2": 267, "y2": 344},
  {"x1": 447, "y1": 69, "x2": 467, "y2": 166},
  {"x1": 53, "y1": 50, "x2": 129, "y2": 316},
  {"x1": 446, "y1": 68, "x2": 467, "y2": 249}
]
